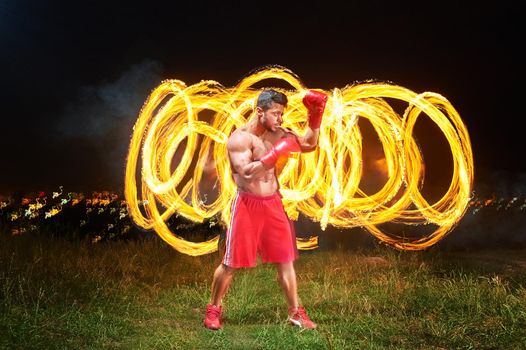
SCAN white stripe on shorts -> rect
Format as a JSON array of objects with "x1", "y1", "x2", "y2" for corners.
[{"x1": 223, "y1": 192, "x2": 240, "y2": 266}]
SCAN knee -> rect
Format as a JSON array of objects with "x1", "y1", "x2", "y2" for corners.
[
  {"x1": 277, "y1": 273, "x2": 285, "y2": 285},
  {"x1": 277, "y1": 262, "x2": 295, "y2": 276},
  {"x1": 217, "y1": 264, "x2": 235, "y2": 277},
  {"x1": 277, "y1": 270, "x2": 288, "y2": 285}
]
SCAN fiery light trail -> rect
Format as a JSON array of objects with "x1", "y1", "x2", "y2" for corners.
[{"x1": 124, "y1": 66, "x2": 474, "y2": 255}]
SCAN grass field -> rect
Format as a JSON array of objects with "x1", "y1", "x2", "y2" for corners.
[{"x1": 1, "y1": 233, "x2": 525, "y2": 349}]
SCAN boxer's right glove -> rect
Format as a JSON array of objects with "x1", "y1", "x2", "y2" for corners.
[
  {"x1": 303, "y1": 90, "x2": 328, "y2": 130},
  {"x1": 259, "y1": 136, "x2": 301, "y2": 168}
]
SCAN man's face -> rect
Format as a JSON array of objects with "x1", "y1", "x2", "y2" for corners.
[{"x1": 258, "y1": 102, "x2": 284, "y2": 132}]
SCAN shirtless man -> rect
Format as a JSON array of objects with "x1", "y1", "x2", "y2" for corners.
[{"x1": 204, "y1": 89, "x2": 328, "y2": 330}]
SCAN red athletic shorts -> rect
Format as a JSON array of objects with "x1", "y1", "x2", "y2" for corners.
[{"x1": 222, "y1": 191, "x2": 299, "y2": 268}]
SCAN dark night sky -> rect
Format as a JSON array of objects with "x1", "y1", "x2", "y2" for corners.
[{"x1": 0, "y1": 1, "x2": 523, "y2": 195}]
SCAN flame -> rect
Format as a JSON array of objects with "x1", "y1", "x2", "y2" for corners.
[{"x1": 124, "y1": 66, "x2": 474, "y2": 255}]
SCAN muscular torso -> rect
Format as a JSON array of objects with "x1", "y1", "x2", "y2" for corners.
[{"x1": 229, "y1": 125, "x2": 286, "y2": 196}]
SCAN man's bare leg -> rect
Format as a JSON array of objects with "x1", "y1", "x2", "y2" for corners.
[
  {"x1": 277, "y1": 261, "x2": 317, "y2": 329},
  {"x1": 276, "y1": 261, "x2": 299, "y2": 309},
  {"x1": 210, "y1": 264, "x2": 235, "y2": 306}
]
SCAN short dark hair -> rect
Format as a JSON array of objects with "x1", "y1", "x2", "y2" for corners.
[{"x1": 256, "y1": 89, "x2": 288, "y2": 111}]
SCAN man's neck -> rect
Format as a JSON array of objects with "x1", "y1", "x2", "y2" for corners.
[{"x1": 248, "y1": 118, "x2": 266, "y2": 137}]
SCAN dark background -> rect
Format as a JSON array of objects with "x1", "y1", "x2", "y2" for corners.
[{"x1": 1, "y1": 1, "x2": 523, "y2": 196}]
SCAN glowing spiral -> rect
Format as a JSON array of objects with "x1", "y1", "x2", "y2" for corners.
[{"x1": 125, "y1": 66, "x2": 474, "y2": 256}]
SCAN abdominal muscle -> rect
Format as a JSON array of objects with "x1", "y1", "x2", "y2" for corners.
[{"x1": 232, "y1": 169, "x2": 278, "y2": 196}]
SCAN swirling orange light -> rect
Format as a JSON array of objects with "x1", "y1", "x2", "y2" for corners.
[{"x1": 125, "y1": 66, "x2": 474, "y2": 256}]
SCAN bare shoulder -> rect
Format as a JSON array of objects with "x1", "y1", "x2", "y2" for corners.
[
  {"x1": 227, "y1": 128, "x2": 252, "y2": 152},
  {"x1": 276, "y1": 126, "x2": 299, "y2": 140}
]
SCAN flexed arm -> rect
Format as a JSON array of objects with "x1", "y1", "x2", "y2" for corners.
[
  {"x1": 227, "y1": 131, "x2": 266, "y2": 180},
  {"x1": 279, "y1": 90, "x2": 329, "y2": 153}
]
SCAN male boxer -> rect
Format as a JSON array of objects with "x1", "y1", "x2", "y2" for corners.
[{"x1": 204, "y1": 88, "x2": 328, "y2": 330}]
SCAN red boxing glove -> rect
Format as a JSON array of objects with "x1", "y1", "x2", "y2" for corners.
[
  {"x1": 259, "y1": 136, "x2": 301, "y2": 167},
  {"x1": 303, "y1": 90, "x2": 328, "y2": 129}
]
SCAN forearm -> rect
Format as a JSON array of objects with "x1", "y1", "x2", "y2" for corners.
[
  {"x1": 241, "y1": 160, "x2": 266, "y2": 179},
  {"x1": 299, "y1": 128, "x2": 320, "y2": 153}
]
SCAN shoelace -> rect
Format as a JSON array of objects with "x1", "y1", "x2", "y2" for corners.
[
  {"x1": 206, "y1": 306, "x2": 221, "y2": 318},
  {"x1": 296, "y1": 307, "x2": 311, "y2": 321}
]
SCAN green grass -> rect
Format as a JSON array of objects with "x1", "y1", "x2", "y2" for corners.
[{"x1": 1, "y1": 233, "x2": 525, "y2": 349}]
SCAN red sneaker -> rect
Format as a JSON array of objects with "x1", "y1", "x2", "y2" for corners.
[
  {"x1": 204, "y1": 304, "x2": 223, "y2": 330},
  {"x1": 288, "y1": 306, "x2": 317, "y2": 329}
]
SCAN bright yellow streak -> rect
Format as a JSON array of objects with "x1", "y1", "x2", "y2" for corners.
[{"x1": 125, "y1": 66, "x2": 474, "y2": 255}]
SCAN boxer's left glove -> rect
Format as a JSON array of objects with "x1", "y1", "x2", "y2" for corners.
[
  {"x1": 259, "y1": 136, "x2": 301, "y2": 168},
  {"x1": 303, "y1": 90, "x2": 328, "y2": 130}
]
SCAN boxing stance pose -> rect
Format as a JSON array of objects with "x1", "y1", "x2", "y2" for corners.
[{"x1": 204, "y1": 89, "x2": 328, "y2": 330}]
